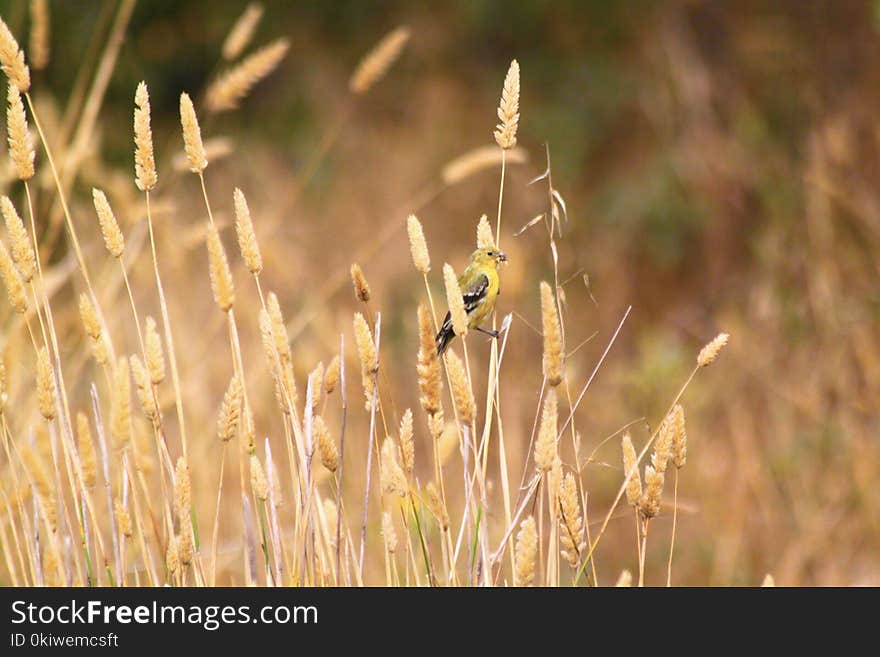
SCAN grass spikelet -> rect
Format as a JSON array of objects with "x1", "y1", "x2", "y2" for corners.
[
  {"x1": 111, "y1": 358, "x2": 132, "y2": 450},
  {"x1": 615, "y1": 570, "x2": 633, "y2": 587},
  {"x1": 476, "y1": 214, "x2": 495, "y2": 249},
  {"x1": 381, "y1": 511, "x2": 397, "y2": 553},
  {"x1": 78, "y1": 293, "x2": 101, "y2": 340},
  {"x1": 217, "y1": 375, "x2": 242, "y2": 442},
  {"x1": 115, "y1": 500, "x2": 133, "y2": 538},
  {"x1": 350, "y1": 263, "x2": 371, "y2": 303},
  {"x1": 353, "y1": 312, "x2": 377, "y2": 410},
  {"x1": 76, "y1": 412, "x2": 97, "y2": 489},
  {"x1": 179, "y1": 92, "x2": 207, "y2": 173},
  {"x1": 399, "y1": 408, "x2": 414, "y2": 475},
  {"x1": 207, "y1": 39, "x2": 289, "y2": 112},
  {"x1": 233, "y1": 188, "x2": 262, "y2": 275},
  {"x1": 91, "y1": 335, "x2": 109, "y2": 366},
  {"x1": 174, "y1": 456, "x2": 191, "y2": 525},
  {"x1": 309, "y1": 361, "x2": 325, "y2": 416},
  {"x1": 515, "y1": 515, "x2": 537, "y2": 586},
  {"x1": 349, "y1": 26, "x2": 411, "y2": 95},
  {"x1": 381, "y1": 438, "x2": 408, "y2": 497},
  {"x1": 0, "y1": 18, "x2": 30, "y2": 93},
  {"x1": 178, "y1": 529, "x2": 193, "y2": 566},
  {"x1": 652, "y1": 412, "x2": 674, "y2": 474},
  {"x1": 406, "y1": 215, "x2": 430, "y2": 274},
  {"x1": 134, "y1": 82, "x2": 157, "y2": 192},
  {"x1": 417, "y1": 303, "x2": 442, "y2": 415},
  {"x1": 144, "y1": 316, "x2": 165, "y2": 385},
  {"x1": 0, "y1": 238, "x2": 27, "y2": 313},
  {"x1": 622, "y1": 432, "x2": 642, "y2": 507},
  {"x1": 443, "y1": 263, "x2": 468, "y2": 339},
  {"x1": 494, "y1": 59, "x2": 519, "y2": 149},
  {"x1": 639, "y1": 465, "x2": 664, "y2": 519},
  {"x1": 446, "y1": 350, "x2": 474, "y2": 426},
  {"x1": 6, "y1": 83, "x2": 33, "y2": 180},
  {"x1": 697, "y1": 332, "x2": 729, "y2": 368},
  {"x1": 425, "y1": 481, "x2": 448, "y2": 530},
  {"x1": 441, "y1": 145, "x2": 527, "y2": 186},
  {"x1": 671, "y1": 404, "x2": 687, "y2": 469},
  {"x1": 324, "y1": 355, "x2": 340, "y2": 395},
  {"x1": 29, "y1": 0, "x2": 49, "y2": 71},
  {"x1": 1, "y1": 195, "x2": 35, "y2": 281},
  {"x1": 315, "y1": 415, "x2": 337, "y2": 472},
  {"x1": 206, "y1": 223, "x2": 235, "y2": 312},
  {"x1": 130, "y1": 355, "x2": 159, "y2": 425},
  {"x1": 21, "y1": 446, "x2": 54, "y2": 530},
  {"x1": 250, "y1": 453, "x2": 268, "y2": 501},
  {"x1": 534, "y1": 388, "x2": 558, "y2": 473},
  {"x1": 265, "y1": 293, "x2": 290, "y2": 362},
  {"x1": 222, "y1": 3, "x2": 264, "y2": 61},
  {"x1": 92, "y1": 188, "x2": 124, "y2": 258},
  {"x1": 166, "y1": 535, "x2": 180, "y2": 576},
  {"x1": 559, "y1": 471, "x2": 584, "y2": 569},
  {"x1": 540, "y1": 281, "x2": 564, "y2": 387},
  {"x1": 36, "y1": 347, "x2": 56, "y2": 420}
]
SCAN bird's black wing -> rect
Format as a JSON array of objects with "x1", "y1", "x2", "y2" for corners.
[{"x1": 461, "y1": 273, "x2": 490, "y2": 315}]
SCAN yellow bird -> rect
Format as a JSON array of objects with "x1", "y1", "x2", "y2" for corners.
[{"x1": 436, "y1": 247, "x2": 507, "y2": 355}]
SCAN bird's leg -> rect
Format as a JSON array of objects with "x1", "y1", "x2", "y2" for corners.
[{"x1": 475, "y1": 326, "x2": 500, "y2": 339}]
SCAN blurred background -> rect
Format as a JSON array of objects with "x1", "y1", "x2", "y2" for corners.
[{"x1": 2, "y1": 0, "x2": 879, "y2": 586}]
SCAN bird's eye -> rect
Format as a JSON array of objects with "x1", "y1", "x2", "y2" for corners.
[{"x1": 487, "y1": 251, "x2": 495, "y2": 257}]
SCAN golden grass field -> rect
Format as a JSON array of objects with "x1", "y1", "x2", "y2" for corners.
[{"x1": 0, "y1": 1, "x2": 878, "y2": 587}]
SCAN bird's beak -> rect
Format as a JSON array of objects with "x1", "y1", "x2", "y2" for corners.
[{"x1": 497, "y1": 251, "x2": 508, "y2": 263}]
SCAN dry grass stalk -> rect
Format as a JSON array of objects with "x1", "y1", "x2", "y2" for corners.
[
  {"x1": 133, "y1": 82, "x2": 157, "y2": 192},
  {"x1": 417, "y1": 303, "x2": 442, "y2": 415},
  {"x1": 380, "y1": 438, "x2": 407, "y2": 497},
  {"x1": 350, "y1": 263, "x2": 371, "y2": 303},
  {"x1": 76, "y1": 412, "x2": 97, "y2": 489},
  {"x1": 6, "y1": 83, "x2": 34, "y2": 180},
  {"x1": 111, "y1": 358, "x2": 132, "y2": 450},
  {"x1": 28, "y1": 0, "x2": 49, "y2": 71},
  {"x1": 442, "y1": 145, "x2": 528, "y2": 186},
  {"x1": 446, "y1": 350, "x2": 475, "y2": 426},
  {"x1": 697, "y1": 332, "x2": 729, "y2": 367},
  {"x1": 476, "y1": 214, "x2": 495, "y2": 249},
  {"x1": 144, "y1": 316, "x2": 165, "y2": 385},
  {"x1": 534, "y1": 388, "x2": 558, "y2": 473},
  {"x1": 315, "y1": 415, "x2": 337, "y2": 472},
  {"x1": 36, "y1": 347, "x2": 56, "y2": 420},
  {"x1": 349, "y1": 26, "x2": 411, "y2": 95},
  {"x1": 399, "y1": 408, "x2": 414, "y2": 475},
  {"x1": 540, "y1": 281, "x2": 564, "y2": 386},
  {"x1": 92, "y1": 188, "x2": 124, "y2": 258},
  {"x1": 381, "y1": 511, "x2": 397, "y2": 553},
  {"x1": 249, "y1": 453, "x2": 268, "y2": 501},
  {"x1": 206, "y1": 223, "x2": 235, "y2": 312},
  {"x1": 353, "y1": 312, "x2": 378, "y2": 410},
  {"x1": 222, "y1": 3, "x2": 264, "y2": 61},
  {"x1": 0, "y1": 238, "x2": 27, "y2": 313},
  {"x1": 515, "y1": 515, "x2": 537, "y2": 586},
  {"x1": 179, "y1": 92, "x2": 207, "y2": 173},
  {"x1": 0, "y1": 18, "x2": 30, "y2": 93},
  {"x1": 207, "y1": 39, "x2": 289, "y2": 112},
  {"x1": 1, "y1": 196, "x2": 35, "y2": 281},
  {"x1": 622, "y1": 432, "x2": 642, "y2": 507},
  {"x1": 559, "y1": 471, "x2": 584, "y2": 569},
  {"x1": 494, "y1": 59, "x2": 519, "y2": 149},
  {"x1": 406, "y1": 214, "x2": 430, "y2": 274},
  {"x1": 217, "y1": 375, "x2": 242, "y2": 442},
  {"x1": 425, "y1": 481, "x2": 448, "y2": 530},
  {"x1": 324, "y1": 355, "x2": 340, "y2": 395},
  {"x1": 443, "y1": 263, "x2": 468, "y2": 338},
  {"x1": 233, "y1": 188, "x2": 262, "y2": 275}
]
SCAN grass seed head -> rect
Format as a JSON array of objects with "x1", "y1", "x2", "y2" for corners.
[
  {"x1": 6, "y1": 83, "x2": 34, "y2": 179},
  {"x1": 92, "y1": 188, "x2": 124, "y2": 258},
  {"x1": 535, "y1": 388, "x2": 558, "y2": 473},
  {"x1": 1, "y1": 195, "x2": 35, "y2": 281},
  {"x1": 349, "y1": 26, "x2": 410, "y2": 95},
  {"x1": 233, "y1": 188, "x2": 262, "y2": 274},
  {"x1": 207, "y1": 39, "x2": 289, "y2": 113},
  {"x1": 0, "y1": 18, "x2": 30, "y2": 93},
  {"x1": 207, "y1": 223, "x2": 235, "y2": 312},
  {"x1": 443, "y1": 263, "x2": 468, "y2": 338},
  {"x1": 697, "y1": 332, "x2": 729, "y2": 368},
  {"x1": 622, "y1": 432, "x2": 642, "y2": 507},
  {"x1": 494, "y1": 59, "x2": 519, "y2": 149},
  {"x1": 540, "y1": 281, "x2": 564, "y2": 386},
  {"x1": 179, "y1": 92, "x2": 207, "y2": 173},
  {"x1": 406, "y1": 214, "x2": 430, "y2": 274},
  {"x1": 515, "y1": 515, "x2": 537, "y2": 586},
  {"x1": 134, "y1": 81, "x2": 157, "y2": 191}
]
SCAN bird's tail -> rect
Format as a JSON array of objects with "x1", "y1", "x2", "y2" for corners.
[{"x1": 435, "y1": 311, "x2": 455, "y2": 356}]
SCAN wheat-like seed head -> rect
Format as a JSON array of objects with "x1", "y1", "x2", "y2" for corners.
[
  {"x1": 406, "y1": 214, "x2": 430, "y2": 274},
  {"x1": 36, "y1": 347, "x2": 56, "y2": 420},
  {"x1": 265, "y1": 292, "x2": 291, "y2": 363},
  {"x1": 144, "y1": 316, "x2": 165, "y2": 385},
  {"x1": 0, "y1": 18, "x2": 30, "y2": 93},
  {"x1": 179, "y1": 92, "x2": 207, "y2": 173},
  {"x1": 207, "y1": 39, "x2": 289, "y2": 113},
  {"x1": 622, "y1": 432, "x2": 642, "y2": 507},
  {"x1": 443, "y1": 263, "x2": 468, "y2": 339},
  {"x1": 217, "y1": 375, "x2": 242, "y2": 442},
  {"x1": 615, "y1": 570, "x2": 633, "y2": 587},
  {"x1": 399, "y1": 408, "x2": 414, "y2": 475},
  {"x1": 21, "y1": 446, "x2": 55, "y2": 530},
  {"x1": 250, "y1": 453, "x2": 268, "y2": 501},
  {"x1": 380, "y1": 437, "x2": 408, "y2": 497},
  {"x1": 349, "y1": 26, "x2": 411, "y2": 95},
  {"x1": 324, "y1": 354, "x2": 340, "y2": 395},
  {"x1": 350, "y1": 263, "x2": 371, "y2": 303},
  {"x1": 29, "y1": 0, "x2": 49, "y2": 71},
  {"x1": 173, "y1": 457, "x2": 191, "y2": 525},
  {"x1": 6, "y1": 83, "x2": 33, "y2": 180},
  {"x1": 671, "y1": 404, "x2": 687, "y2": 469},
  {"x1": 165, "y1": 535, "x2": 180, "y2": 575},
  {"x1": 381, "y1": 511, "x2": 398, "y2": 554},
  {"x1": 425, "y1": 481, "x2": 448, "y2": 531},
  {"x1": 91, "y1": 335, "x2": 109, "y2": 366},
  {"x1": 114, "y1": 500, "x2": 133, "y2": 538},
  {"x1": 178, "y1": 528, "x2": 194, "y2": 566},
  {"x1": 232, "y1": 188, "x2": 262, "y2": 274},
  {"x1": 534, "y1": 388, "x2": 558, "y2": 473},
  {"x1": 111, "y1": 358, "x2": 132, "y2": 450},
  {"x1": 697, "y1": 332, "x2": 729, "y2": 367},
  {"x1": 222, "y1": 2, "x2": 264, "y2": 61},
  {"x1": 515, "y1": 515, "x2": 537, "y2": 586},
  {"x1": 639, "y1": 465, "x2": 664, "y2": 519},
  {"x1": 353, "y1": 312, "x2": 378, "y2": 411},
  {"x1": 206, "y1": 223, "x2": 235, "y2": 312},
  {"x1": 652, "y1": 411, "x2": 674, "y2": 474},
  {"x1": 1, "y1": 195, "x2": 35, "y2": 281},
  {"x1": 314, "y1": 415, "x2": 338, "y2": 473},
  {"x1": 441, "y1": 145, "x2": 528, "y2": 186},
  {"x1": 559, "y1": 471, "x2": 585, "y2": 569},
  {"x1": 309, "y1": 361, "x2": 325, "y2": 417},
  {"x1": 0, "y1": 238, "x2": 27, "y2": 313},
  {"x1": 494, "y1": 59, "x2": 519, "y2": 149},
  {"x1": 133, "y1": 81, "x2": 157, "y2": 192},
  {"x1": 91, "y1": 188, "x2": 124, "y2": 258},
  {"x1": 417, "y1": 303, "x2": 442, "y2": 415},
  {"x1": 429, "y1": 411, "x2": 446, "y2": 443},
  {"x1": 446, "y1": 349, "x2": 475, "y2": 426},
  {"x1": 540, "y1": 281, "x2": 564, "y2": 387},
  {"x1": 75, "y1": 412, "x2": 97, "y2": 490},
  {"x1": 130, "y1": 355, "x2": 159, "y2": 426},
  {"x1": 78, "y1": 293, "x2": 101, "y2": 340},
  {"x1": 476, "y1": 214, "x2": 495, "y2": 249}
]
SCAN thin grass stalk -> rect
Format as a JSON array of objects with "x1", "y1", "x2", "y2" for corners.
[{"x1": 358, "y1": 313, "x2": 381, "y2": 581}]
